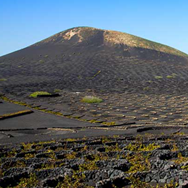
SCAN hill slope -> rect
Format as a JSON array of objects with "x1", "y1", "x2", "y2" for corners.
[
  {"x1": 0, "y1": 27, "x2": 188, "y2": 94},
  {"x1": 34, "y1": 27, "x2": 187, "y2": 57}
]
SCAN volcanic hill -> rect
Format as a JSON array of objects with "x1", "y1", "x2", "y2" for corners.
[{"x1": 0, "y1": 27, "x2": 188, "y2": 95}]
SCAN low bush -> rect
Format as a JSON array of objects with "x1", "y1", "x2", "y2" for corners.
[
  {"x1": 81, "y1": 96, "x2": 103, "y2": 103},
  {"x1": 0, "y1": 78, "x2": 7, "y2": 81},
  {"x1": 155, "y1": 76, "x2": 163, "y2": 79},
  {"x1": 29, "y1": 91, "x2": 51, "y2": 98}
]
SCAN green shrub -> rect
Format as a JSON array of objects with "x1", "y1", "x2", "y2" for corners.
[
  {"x1": 39, "y1": 60, "x2": 44, "y2": 63},
  {"x1": 0, "y1": 78, "x2": 7, "y2": 81},
  {"x1": 155, "y1": 76, "x2": 163, "y2": 79},
  {"x1": 166, "y1": 75, "x2": 173, "y2": 79},
  {"x1": 143, "y1": 86, "x2": 150, "y2": 91},
  {"x1": 54, "y1": 89, "x2": 61, "y2": 93},
  {"x1": 29, "y1": 91, "x2": 51, "y2": 98},
  {"x1": 81, "y1": 96, "x2": 103, "y2": 103},
  {"x1": 166, "y1": 74, "x2": 177, "y2": 79}
]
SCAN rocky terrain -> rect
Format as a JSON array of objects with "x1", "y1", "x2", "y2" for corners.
[{"x1": 1, "y1": 134, "x2": 188, "y2": 187}]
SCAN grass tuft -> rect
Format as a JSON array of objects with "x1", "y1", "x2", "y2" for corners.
[
  {"x1": 0, "y1": 78, "x2": 7, "y2": 81},
  {"x1": 81, "y1": 96, "x2": 103, "y2": 103},
  {"x1": 39, "y1": 60, "x2": 44, "y2": 63},
  {"x1": 166, "y1": 73, "x2": 177, "y2": 79},
  {"x1": 155, "y1": 76, "x2": 163, "y2": 79},
  {"x1": 54, "y1": 89, "x2": 61, "y2": 93},
  {"x1": 29, "y1": 91, "x2": 51, "y2": 98}
]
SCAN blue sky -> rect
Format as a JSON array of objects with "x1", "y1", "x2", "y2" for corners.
[{"x1": 1, "y1": 0, "x2": 188, "y2": 56}]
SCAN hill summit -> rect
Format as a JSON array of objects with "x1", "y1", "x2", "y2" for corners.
[
  {"x1": 34, "y1": 27, "x2": 187, "y2": 57},
  {"x1": 0, "y1": 27, "x2": 188, "y2": 94}
]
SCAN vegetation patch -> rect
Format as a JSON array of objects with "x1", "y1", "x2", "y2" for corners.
[
  {"x1": 54, "y1": 89, "x2": 61, "y2": 93},
  {"x1": 126, "y1": 142, "x2": 160, "y2": 152},
  {"x1": 126, "y1": 135, "x2": 160, "y2": 152},
  {"x1": 92, "y1": 70, "x2": 101, "y2": 79},
  {"x1": 143, "y1": 86, "x2": 150, "y2": 91},
  {"x1": 16, "y1": 173, "x2": 39, "y2": 188},
  {"x1": 166, "y1": 73, "x2": 177, "y2": 79},
  {"x1": 105, "y1": 143, "x2": 121, "y2": 152},
  {"x1": 0, "y1": 78, "x2": 7, "y2": 81},
  {"x1": 79, "y1": 161, "x2": 98, "y2": 172},
  {"x1": 155, "y1": 75, "x2": 163, "y2": 79},
  {"x1": 0, "y1": 110, "x2": 33, "y2": 120},
  {"x1": 29, "y1": 91, "x2": 51, "y2": 98},
  {"x1": 127, "y1": 152, "x2": 151, "y2": 173},
  {"x1": 173, "y1": 153, "x2": 188, "y2": 164},
  {"x1": 166, "y1": 75, "x2": 174, "y2": 79},
  {"x1": 102, "y1": 121, "x2": 116, "y2": 126},
  {"x1": 1, "y1": 135, "x2": 186, "y2": 187},
  {"x1": 81, "y1": 96, "x2": 103, "y2": 103},
  {"x1": 39, "y1": 59, "x2": 44, "y2": 63},
  {"x1": 181, "y1": 164, "x2": 188, "y2": 171}
]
